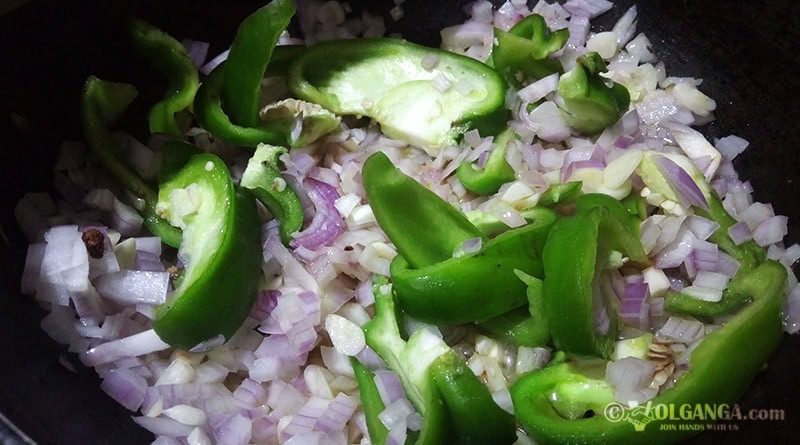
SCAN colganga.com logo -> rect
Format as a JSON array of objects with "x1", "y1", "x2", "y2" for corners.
[{"x1": 603, "y1": 401, "x2": 785, "y2": 432}]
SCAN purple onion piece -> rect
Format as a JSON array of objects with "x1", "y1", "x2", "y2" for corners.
[
  {"x1": 654, "y1": 155, "x2": 709, "y2": 210},
  {"x1": 290, "y1": 178, "x2": 346, "y2": 250}
]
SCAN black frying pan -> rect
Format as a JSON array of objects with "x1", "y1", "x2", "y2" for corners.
[{"x1": 0, "y1": 1, "x2": 798, "y2": 443}]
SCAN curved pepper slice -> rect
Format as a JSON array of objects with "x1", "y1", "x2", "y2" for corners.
[
  {"x1": 542, "y1": 202, "x2": 647, "y2": 359},
  {"x1": 492, "y1": 13, "x2": 569, "y2": 87},
  {"x1": 512, "y1": 260, "x2": 787, "y2": 444},
  {"x1": 288, "y1": 38, "x2": 507, "y2": 152},
  {"x1": 349, "y1": 357, "x2": 390, "y2": 445},
  {"x1": 391, "y1": 218, "x2": 551, "y2": 325},
  {"x1": 194, "y1": 46, "x2": 326, "y2": 148},
  {"x1": 195, "y1": 63, "x2": 288, "y2": 147},
  {"x1": 129, "y1": 18, "x2": 199, "y2": 137},
  {"x1": 363, "y1": 151, "x2": 551, "y2": 325},
  {"x1": 80, "y1": 76, "x2": 181, "y2": 248},
  {"x1": 362, "y1": 277, "x2": 515, "y2": 445},
  {"x1": 363, "y1": 151, "x2": 485, "y2": 269},
  {"x1": 456, "y1": 127, "x2": 516, "y2": 195},
  {"x1": 221, "y1": 0, "x2": 295, "y2": 127},
  {"x1": 557, "y1": 52, "x2": 630, "y2": 135},
  {"x1": 153, "y1": 154, "x2": 262, "y2": 350},
  {"x1": 430, "y1": 350, "x2": 517, "y2": 445},
  {"x1": 240, "y1": 143, "x2": 304, "y2": 245},
  {"x1": 477, "y1": 270, "x2": 549, "y2": 347}
]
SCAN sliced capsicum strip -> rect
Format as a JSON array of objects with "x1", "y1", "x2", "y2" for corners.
[
  {"x1": 512, "y1": 260, "x2": 787, "y2": 444},
  {"x1": 492, "y1": 13, "x2": 569, "y2": 87},
  {"x1": 537, "y1": 181, "x2": 583, "y2": 209},
  {"x1": 221, "y1": 0, "x2": 295, "y2": 127},
  {"x1": 288, "y1": 38, "x2": 507, "y2": 151},
  {"x1": 363, "y1": 151, "x2": 551, "y2": 325},
  {"x1": 456, "y1": 127, "x2": 517, "y2": 195},
  {"x1": 477, "y1": 270, "x2": 549, "y2": 347},
  {"x1": 390, "y1": 218, "x2": 551, "y2": 325},
  {"x1": 430, "y1": 350, "x2": 517, "y2": 445},
  {"x1": 557, "y1": 52, "x2": 630, "y2": 135},
  {"x1": 363, "y1": 151, "x2": 485, "y2": 269},
  {"x1": 240, "y1": 143, "x2": 304, "y2": 245},
  {"x1": 349, "y1": 357, "x2": 390, "y2": 445},
  {"x1": 542, "y1": 203, "x2": 647, "y2": 359},
  {"x1": 153, "y1": 154, "x2": 262, "y2": 350},
  {"x1": 362, "y1": 276, "x2": 515, "y2": 445},
  {"x1": 128, "y1": 18, "x2": 199, "y2": 137},
  {"x1": 575, "y1": 192, "x2": 641, "y2": 237},
  {"x1": 80, "y1": 76, "x2": 181, "y2": 248},
  {"x1": 195, "y1": 45, "x2": 340, "y2": 148}
]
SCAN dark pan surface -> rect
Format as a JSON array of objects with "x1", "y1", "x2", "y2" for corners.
[{"x1": 0, "y1": 1, "x2": 798, "y2": 443}]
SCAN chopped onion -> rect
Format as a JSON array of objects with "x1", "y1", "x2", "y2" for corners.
[
  {"x1": 109, "y1": 198, "x2": 143, "y2": 236},
  {"x1": 93, "y1": 270, "x2": 169, "y2": 305},
  {"x1": 715, "y1": 134, "x2": 749, "y2": 161},
  {"x1": 453, "y1": 237, "x2": 482, "y2": 258},
  {"x1": 162, "y1": 404, "x2": 208, "y2": 426},
  {"x1": 100, "y1": 367, "x2": 147, "y2": 411},
  {"x1": 656, "y1": 316, "x2": 705, "y2": 344},
  {"x1": 752, "y1": 215, "x2": 788, "y2": 247},
  {"x1": 325, "y1": 313, "x2": 365, "y2": 356},
  {"x1": 316, "y1": 393, "x2": 357, "y2": 432},
  {"x1": 563, "y1": 0, "x2": 613, "y2": 18},
  {"x1": 133, "y1": 416, "x2": 196, "y2": 437},
  {"x1": 181, "y1": 39, "x2": 210, "y2": 69},
  {"x1": 213, "y1": 412, "x2": 252, "y2": 445},
  {"x1": 291, "y1": 178, "x2": 346, "y2": 250},
  {"x1": 378, "y1": 398, "x2": 415, "y2": 430},
  {"x1": 517, "y1": 73, "x2": 559, "y2": 103},
  {"x1": 80, "y1": 329, "x2": 170, "y2": 366},
  {"x1": 606, "y1": 357, "x2": 657, "y2": 405},
  {"x1": 612, "y1": 5, "x2": 638, "y2": 47},
  {"x1": 653, "y1": 155, "x2": 708, "y2": 210}
]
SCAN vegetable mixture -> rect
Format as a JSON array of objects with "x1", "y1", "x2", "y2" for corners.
[{"x1": 15, "y1": 0, "x2": 800, "y2": 444}]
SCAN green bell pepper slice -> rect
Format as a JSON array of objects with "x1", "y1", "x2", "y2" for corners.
[
  {"x1": 430, "y1": 350, "x2": 517, "y2": 445},
  {"x1": 288, "y1": 38, "x2": 507, "y2": 151},
  {"x1": 240, "y1": 143, "x2": 304, "y2": 245},
  {"x1": 362, "y1": 276, "x2": 515, "y2": 445},
  {"x1": 221, "y1": 0, "x2": 295, "y2": 128},
  {"x1": 512, "y1": 260, "x2": 787, "y2": 444},
  {"x1": 575, "y1": 192, "x2": 641, "y2": 237},
  {"x1": 350, "y1": 357, "x2": 390, "y2": 445},
  {"x1": 390, "y1": 219, "x2": 550, "y2": 325},
  {"x1": 157, "y1": 140, "x2": 202, "y2": 183},
  {"x1": 193, "y1": 0, "x2": 338, "y2": 148},
  {"x1": 492, "y1": 13, "x2": 569, "y2": 87},
  {"x1": 542, "y1": 203, "x2": 647, "y2": 359},
  {"x1": 194, "y1": 45, "x2": 339, "y2": 148},
  {"x1": 456, "y1": 127, "x2": 517, "y2": 195},
  {"x1": 363, "y1": 151, "x2": 485, "y2": 269},
  {"x1": 363, "y1": 151, "x2": 552, "y2": 325},
  {"x1": 477, "y1": 270, "x2": 549, "y2": 347},
  {"x1": 80, "y1": 76, "x2": 182, "y2": 248},
  {"x1": 128, "y1": 18, "x2": 199, "y2": 138},
  {"x1": 153, "y1": 154, "x2": 262, "y2": 350},
  {"x1": 557, "y1": 52, "x2": 630, "y2": 135},
  {"x1": 537, "y1": 181, "x2": 583, "y2": 209}
]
